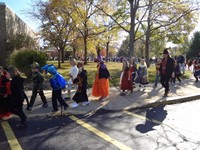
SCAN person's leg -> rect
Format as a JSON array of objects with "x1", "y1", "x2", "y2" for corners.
[
  {"x1": 66, "y1": 84, "x2": 72, "y2": 100},
  {"x1": 165, "y1": 77, "x2": 170, "y2": 94},
  {"x1": 194, "y1": 71, "x2": 198, "y2": 82},
  {"x1": 38, "y1": 90, "x2": 48, "y2": 107},
  {"x1": 155, "y1": 72, "x2": 159, "y2": 86},
  {"x1": 177, "y1": 76, "x2": 181, "y2": 83},
  {"x1": 173, "y1": 76, "x2": 176, "y2": 84},
  {"x1": 52, "y1": 90, "x2": 58, "y2": 111},
  {"x1": 28, "y1": 88, "x2": 38, "y2": 110},
  {"x1": 10, "y1": 103, "x2": 26, "y2": 127},
  {"x1": 160, "y1": 75, "x2": 165, "y2": 87},
  {"x1": 57, "y1": 89, "x2": 68, "y2": 109},
  {"x1": 23, "y1": 91, "x2": 30, "y2": 109}
]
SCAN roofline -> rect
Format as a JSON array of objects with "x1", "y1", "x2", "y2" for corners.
[{"x1": 0, "y1": 2, "x2": 6, "y2": 6}]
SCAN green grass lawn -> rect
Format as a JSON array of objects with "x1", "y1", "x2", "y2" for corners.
[{"x1": 47, "y1": 61, "x2": 192, "y2": 88}]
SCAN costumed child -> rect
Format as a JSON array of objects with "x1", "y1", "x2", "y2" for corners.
[
  {"x1": 92, "y1": 51, "x2": 110, "y2": 101},
  {"x1": 154, "y1": 58, "x2": 162, "y2": 87},
  {"x1": 8, "y1": 66, "x2": 27, "y2": 129},
  {"x1": 119, "y1": 59, "x2": 133, "y2": 96},
  {"x1": 135, "y1": 58, "x2": 149, "y2": 91},
  {"x1": 27, "y1": 62, "x2": 48, "y2": 111},
  {"x1": 0, "y1": 66, "x2": 11, "y2": 119},
  {"x1": 65, "y1": 59, "x2": 79, "y2": 100},
  {"x1": 70, "y1": 62, "x2": 89, "y2": 108},
  {"x1": 172, "y1": 60, "x2": 181, "y2": 86},
  {"x1": 129, "y1": 57, "x2": 137, "y2": 85},
  {"x1": 41, "y1": 64, "x2": 68, "y2": 112},
  {"x1": 193, "y1": 59, "x2": 200, "y2": 82}
]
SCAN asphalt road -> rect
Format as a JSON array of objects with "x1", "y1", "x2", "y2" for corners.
[{"x1": 1, "y1": 100, "x2": 200, "y2": 150}]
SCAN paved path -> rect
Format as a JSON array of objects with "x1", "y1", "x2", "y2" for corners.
[{"x1": 20, "y1": 77, "x2": 200, "y2": 117}]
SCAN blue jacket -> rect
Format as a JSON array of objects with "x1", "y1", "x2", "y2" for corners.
[{"x1": 50, "y1": 73, "x2": 67, "y2": 90}]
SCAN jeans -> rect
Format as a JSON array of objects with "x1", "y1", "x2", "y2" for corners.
[
  {"x1": 160, "y1": 75, "x2": 170, "y2": 93},
  {"x1": 155, "y1": 72, "x2": 160, "y2": 86},
  {"x1": 29, "y1": 88, "x2": 47, "y2": 107},
  {"x1": 52, "y1": 89, "x2": 68, "y2": 111}
]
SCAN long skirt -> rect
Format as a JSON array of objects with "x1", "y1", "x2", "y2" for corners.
[
  {"x1": 120, "y1": 71, "x2": 133, "y2": 91},
  {"x1": 0, "y1": 96, "x2": 11, "y2": 118},
  {"x1": 92, "y1": 75, "x2": 109, "y2": 97}
]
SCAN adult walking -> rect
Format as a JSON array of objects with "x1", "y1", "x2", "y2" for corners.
[{"x1": 159, "y1": 49, "x2": 174, "y2": 97}]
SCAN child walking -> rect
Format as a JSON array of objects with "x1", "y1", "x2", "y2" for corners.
[
  {"x1": 70, "y1": 62, "x2": 89, "y2": 108},
  {"x1": 119, "y1": 59, "x2": 133, "y2": 96},
  {"x1": 8, "y1": 66, "x2": 27, "y2": 129},
  {"x1": 129, "y1": 58, "x2": 137, "y2": 85},
  {"x1": 135, "y1": 58, "x2": 149, "y2": 91},
  {"x1": 41, "y1": 64, "x2": 68, "y2": 112},
  {"x1": 65, "y1": 59, "x2": 79, "y2": 100},
  {"x1": 154, "y1": 58, "x2": 162, "y2": 87},
  {"x1": 172, "y1": 60, "x2": 181, "y2": 86},
  {"x1": 27, "y1": 62, "x2": 48, "y2": 111},
  {"x1": 92, "y1": 56, "x2": 110, "y2": 101},
  {"x1": 0, "y1": 66, "x2": 11, "y2": 119}
]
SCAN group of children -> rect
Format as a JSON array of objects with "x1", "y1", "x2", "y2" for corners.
[
  {"x1": 2, "y1": 53, "x2": 200, "y2": 128},
  {"x1": 0, "y1": 57, "x2": 112, "y2": 128},
  {"x1": 119, "y1": 57, "x2": 149, "y2": 95}
]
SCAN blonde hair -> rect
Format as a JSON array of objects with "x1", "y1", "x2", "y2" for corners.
[{"x1": 71, "y1": 58, "x2": 77, "y2": 65}]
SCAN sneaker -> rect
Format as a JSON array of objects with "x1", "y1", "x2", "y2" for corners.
[
  {"x1": 163, "y1": 91, "x2": 168, "y2": 97},
  {"x1": 63, "y1": 105, "x2": 68, "y2": 110},
  {"x1": 120, "y1": 92, "x2": 125, "y2": 96},
  {"x1": 64, "y1": 97, "x2": 71, "y2": 101},
  {"x1": 70, "y1": 102, "x2": 79, "y2": 108},
  {"x1": 81, "y1": 101, "x2": 90, "y2": 106},
  {"x1": 51, "y1": 110, "x2": 58, "y2": 113},
  {"x1": 27, "y1": 107, "x2": 32, "y2": 111},
  {"x1": 42, "y1": 103, "x2": 48, "y2": 108},
  {"x1": 17, "y1": 123, "x2": 27, "y2": 130}
]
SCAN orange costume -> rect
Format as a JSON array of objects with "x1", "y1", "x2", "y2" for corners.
[{"x1": 92, "y1": 63, "x2": 110, "y2": 98}]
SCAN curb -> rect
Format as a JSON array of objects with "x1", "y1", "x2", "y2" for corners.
[{"x1": 122, "y1": 94, "x2": 200, "y2": 111}]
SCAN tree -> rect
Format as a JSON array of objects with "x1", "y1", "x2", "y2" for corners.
[
  {"x1": 187, "y1": 31, "x2": 200, "y2": 59},
  {"x1": 28, "y1": 0, "x2": 76, "y2": 68},
  {"x1": 142, "y1": 0, "x2": 199, "y2": 66},
  {"x1": 95, "y1": 0, "x2": 200, "y2": 66},
  {"x1": 8, "y1": 33, "x2": 37, "y2": 50}
]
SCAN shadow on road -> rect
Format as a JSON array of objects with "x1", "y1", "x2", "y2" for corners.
[{"x1": 136, "y1": 105, "x2": 167, "y2": 133}]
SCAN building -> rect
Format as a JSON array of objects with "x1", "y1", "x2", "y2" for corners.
[{"x1": 0, "y1": 2, "x2": 35, "y2": 66}]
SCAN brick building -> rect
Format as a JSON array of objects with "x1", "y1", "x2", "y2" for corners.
[{"x1": 0, "y1": 2, "x2": 35, "y2": 65}]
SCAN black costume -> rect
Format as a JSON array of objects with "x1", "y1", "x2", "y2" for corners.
[
  {"x1": 72, "y1": 69, "x2": 88, "y2": 103},
  {"x1": 9, "y1": 75, "x2": 26, "y2": 125}
]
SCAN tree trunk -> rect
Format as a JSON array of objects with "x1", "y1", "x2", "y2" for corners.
[
  {"x1": 58, "y1": 51, "x2": 61, "y2": 68},
  {"x1": 106, "y1": 41, "x2": 109, "y2": 62},
  {"x1": 128, "y1": 0, "x2": 137, "y2": 59},
  {"x1": 72, "y1": 44, "x2": 76, "y2": 59},
  {"x1": 145, "y1": 0, "x2": 152, "y2": 67},
  {"x1": 83, "y1": 36, "x2": 87, "y2": 65},
  {"x1": 61, "y1": 47, "x2": 65, "y2": 63}
]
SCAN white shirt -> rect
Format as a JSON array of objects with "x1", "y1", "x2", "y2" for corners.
[{"x1": 68, "y1": 65, "x2": 79, "y2": 84}]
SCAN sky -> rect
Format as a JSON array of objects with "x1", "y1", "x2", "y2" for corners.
[
  {"x1": 0, "y1": 0, "x2": 39, "y2": 31},
  {"x1": 0, "y1": 0, "x2": 200, "y2": 37}
]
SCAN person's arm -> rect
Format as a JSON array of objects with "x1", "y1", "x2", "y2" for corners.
[{"x1": 37, "y1": 73, "x2": 44, "y2": 91}]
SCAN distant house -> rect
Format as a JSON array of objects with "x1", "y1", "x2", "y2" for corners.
[
  {"x1": 43, "y1": 47, "x2": 73, "y2": 61},
  {"x1": 44, "y1": 48, "x2": 59, "y2": 60},
  {"x1": 0, "y1": 2, "x2": 35, "y2": 65}
]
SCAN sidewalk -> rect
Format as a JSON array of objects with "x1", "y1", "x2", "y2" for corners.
[{"x1": 23, "y1": 78, "x2": 200, "y2": 117}]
